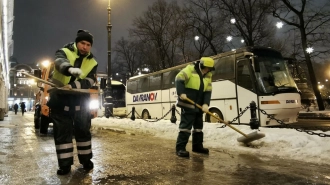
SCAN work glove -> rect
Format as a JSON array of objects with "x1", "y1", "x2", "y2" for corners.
[
  {"x1": 202, "y1": 104, "x2": 209, "y2": 112},
  {"x1": 180, "y1": 94, "x2": 187, "y2": 100},
  {"x1": 68, "y1": 67, "x2": 82, "y2": 77},
  {"x1": 62, "y1": 84, "x2": 72, "y2": 89}
]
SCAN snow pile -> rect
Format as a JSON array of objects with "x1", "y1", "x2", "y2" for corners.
[{"x1": 92, "y1": 117, "x2": 330, "y2": 164}]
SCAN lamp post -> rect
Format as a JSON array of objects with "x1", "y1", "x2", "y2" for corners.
[{"x1": 104, "y1": 0, "x2": 113, "y2": 118}]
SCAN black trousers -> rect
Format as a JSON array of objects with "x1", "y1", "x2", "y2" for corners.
[
  {"x1": 51, "y1": 105, "x2": 92, "y2": 167},
  {"x1": 176, "y1": 109, "x2": 204, "y2": 151}
]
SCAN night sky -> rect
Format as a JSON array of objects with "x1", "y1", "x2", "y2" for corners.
[{"x1": 13, "y1": 0, "x2": 160, "y2": 72}]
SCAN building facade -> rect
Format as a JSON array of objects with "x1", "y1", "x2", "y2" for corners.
[
  {"x1": 8, "y1": 63, "x2": 38, "y2": 111},
  {"x1": 0, "y1": 0, "x2": 14, "y2": 117}
]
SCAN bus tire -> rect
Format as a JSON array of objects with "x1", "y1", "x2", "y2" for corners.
[
  {"x1": 205, "y1": 109, "x2": 223, "y2": 123},
  {"x1": 142, "y1": 109, "x2": 151, "y2": 119}
]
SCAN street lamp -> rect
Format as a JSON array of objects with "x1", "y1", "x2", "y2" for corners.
[
  {"x1": 306, "y1": 47, "x2": 314, "y2": 54},
  {"x1": 104, "y1": 0, "x2": 113, "y2": 118},
  {"x1": 230, "y1": 18, "x2": 236, "y2": 24},
  {"x1": 276, "y1": 21, "x2": 283, "y2": 29},
  {"x1": 226, "y1": 36, "x2": 233, "y2": 42},
  {"x1": 194, "y1": 35, "x2": 199, "y2": 41}
]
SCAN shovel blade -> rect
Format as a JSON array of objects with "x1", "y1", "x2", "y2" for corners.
[{"x1": 237, "y1": 131, "x2": 265, "y2": 144}]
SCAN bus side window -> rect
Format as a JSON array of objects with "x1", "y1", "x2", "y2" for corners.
[
  {"x1": 162, "y1": 70, "x2": 180, "y2": 90},
  {"x1": 212, "y1": 56, "x2": 235, "y2": 81},
  {"x1": 138, "y1": 77, "x2": 149, "y2": 92},
  {"x1": 149, "y1": 74, "x2": 161, "y2": 91},
  {"x1": 127, "y1": 79, "x2": 138, "y2": 94}
]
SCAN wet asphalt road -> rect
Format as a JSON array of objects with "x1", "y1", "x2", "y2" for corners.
[{"x1": 0, "y1": 112, "x2": 330, "y2": 185}]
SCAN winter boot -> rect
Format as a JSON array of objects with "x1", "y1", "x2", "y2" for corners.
[
  {"x1": 176, "y1": 131, "x2": 191, "y2": 158},
  {"x1": 192, "y1": 132, "x2": 209, "y2": 154},
  {"x1": 176, "y1": 150, "x2": 189, "y2": 157},
  {"x1": 57, "y1": 166, "x2": 71, "y2": 175},
  {"x1": 83, "y1": 160, "x2": 94, "y2": 170}
]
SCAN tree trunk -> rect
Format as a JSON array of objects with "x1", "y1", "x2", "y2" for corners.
[{"x1": 300, "y1": 29, "x2": 324, "y2": 110}]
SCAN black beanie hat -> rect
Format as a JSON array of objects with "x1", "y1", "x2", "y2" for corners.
[{"x1": 75, "y1": 29, "x2": 93, "y2": 45}]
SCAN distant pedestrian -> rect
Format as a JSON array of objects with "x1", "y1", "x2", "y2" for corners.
[
  {"x1": 20, "y1": 102, "x2": 26, "y2": 116},
  {"x1": 13, "y1": 103, "x2": 18, "y2": 115}
]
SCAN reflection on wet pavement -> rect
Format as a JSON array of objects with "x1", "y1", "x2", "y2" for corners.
[{"x1": 0, "y1": 113, "x2": 330, "y2": 185}]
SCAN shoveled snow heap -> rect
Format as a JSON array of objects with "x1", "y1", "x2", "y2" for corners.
[{"x1": 92, "y1": 117, "x2": 330, "y2": 164}]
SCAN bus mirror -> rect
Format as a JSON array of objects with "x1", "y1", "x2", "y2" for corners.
[
  {"x1": 287, "y1": 60, "x2": 293, "y2": 64},
  {"x1": 283, "y1": 57, "x2": 296, "y2": 64},
  {"x1": 100, "y1": 78, "x2": 107, "y2": 89},
  {"x1": 34, "y1": 69, "x2": 42, "y2": 78},
  {"x1": 244, "y1": 52, "x2": 253, "y2": 58}
]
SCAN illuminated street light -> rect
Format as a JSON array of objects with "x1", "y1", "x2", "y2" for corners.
[
  {"x1": 194, "y1": 36, "x2": 199, "y2": 41},
  {"x1": 104, "y1": 0, "x2": 113, "y2": 118},
  {"x1": 241, "y1": 39, "x2": 244, "y2": 43},
  {"x1": 29, "y1": 79, "x2": 35, "y2": 84},
  {"x1": 276, "y1": 22, "x2": 283, "y2": 29},
  {"x1": 306, "y1": 47, "x2": 314, "y2": 54},
  {"x1": 42, "y1": 60, "x2": 50, "y2": 67},
  {"x1": 226, "y1": 36, "x2": 233, "y2": 42},
  {"x1": 230, "y1": 18, "x2": 236, "y2": 24}
]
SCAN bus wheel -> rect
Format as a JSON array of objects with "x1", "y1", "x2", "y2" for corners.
[
  {"x1": 205, "y1": 109, "x2": 223, "y2": 123},
  {"x1": 142, "y1": 110, "x2": 150, "y2": 119}
]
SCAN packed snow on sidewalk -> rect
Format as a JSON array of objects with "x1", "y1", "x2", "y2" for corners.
[{"x1": 92, "y1": 117, "x2": 330, "y2": 165}]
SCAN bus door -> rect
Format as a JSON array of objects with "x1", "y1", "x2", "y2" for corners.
[{"x1": 236, "y1": 59, "x2": 258, "y2": 124}]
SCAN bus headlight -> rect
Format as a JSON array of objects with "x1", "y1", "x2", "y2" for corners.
[{"x1": 89, "y1": 100, "x2": 99, "y2": 110}]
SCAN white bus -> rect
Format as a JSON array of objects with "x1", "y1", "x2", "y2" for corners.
[
  {"x1": 96, "y1": 75, "x2": 127, "y2": 117},
  {"x1": 126, "y1": 46, "x2": 301, "y2": 126}
]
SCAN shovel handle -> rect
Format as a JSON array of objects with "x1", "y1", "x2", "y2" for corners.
[
  {"x1": 184, "y1": 97, "x2": 248, "y2": 137},
  {"x1": 21, "y1": 71, "x2": 58, "y2": 87}
]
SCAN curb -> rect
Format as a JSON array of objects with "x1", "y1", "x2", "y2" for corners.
[{"x1": 298, "y1": 113, "x2": 330, "y2": 120}]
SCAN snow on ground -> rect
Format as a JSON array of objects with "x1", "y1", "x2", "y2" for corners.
[{"x1": 92, "y1": 117, "x2": 330, "y2": 165}]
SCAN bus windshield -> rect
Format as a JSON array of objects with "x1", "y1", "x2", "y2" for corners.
[
  {"x1": 255, "y1": 56, "x2": 297, "y2": 94},
  {"x1": 112, "y1": 85, "x2": 126, "y2": 108}
]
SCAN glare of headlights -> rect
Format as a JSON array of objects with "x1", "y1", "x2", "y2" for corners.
[{"x1": 89, "y1": 100, "x2": 99, "y2": 109}]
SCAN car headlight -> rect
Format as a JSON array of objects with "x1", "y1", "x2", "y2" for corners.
[{"x1": 89, "y1": 100, "x2": 99, "y2": 110}]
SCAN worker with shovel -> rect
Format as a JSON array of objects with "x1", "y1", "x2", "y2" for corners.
[
  {"x1": 47, "y1": 30, "x2": 98, "y2": 175},
  {"x1": 175, "y1": 57, "x2": 214, "y2": 158}
]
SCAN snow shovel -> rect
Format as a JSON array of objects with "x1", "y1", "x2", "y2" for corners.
[{"x1": 184, "y1": 97, "x2": 265, "y2": 144}]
